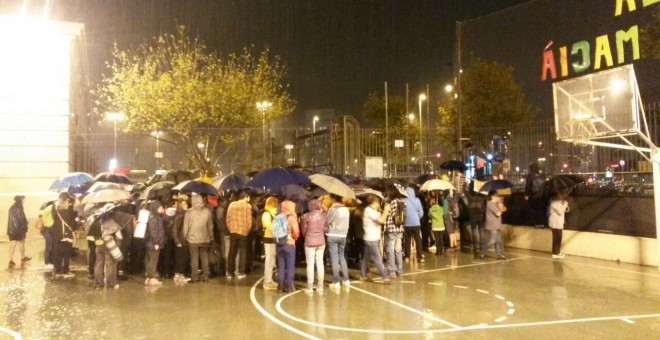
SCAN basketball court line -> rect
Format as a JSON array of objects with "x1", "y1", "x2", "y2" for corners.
[
  {"x1": 400, "y1": 255, "x2": 531, "y2": 277},
  {"x1": 503, "y1": 250, "x2": 660, "y2": 278}
]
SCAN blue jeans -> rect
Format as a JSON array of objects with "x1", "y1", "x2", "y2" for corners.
[
  {"x1": 41, "y1": 229, "x2": 54, "y2": 265},
  {"x1": 361, "y1": 240, "x2": 387, "y2": 279},
  {"x1": 482, "y1": 230, "x2": 503, "y2": 257},
  {"x1": 276, "y1": 243, "x2": 296, "y2": 291},
  {"x1": 327, "y1": 236, "x2": 349, "y2": 283},
  {"x1": 384, "y1": 232, "x2": 403, "y2": 275}
]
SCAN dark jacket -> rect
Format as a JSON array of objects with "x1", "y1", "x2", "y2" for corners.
[
  {"x1": 145, "y1": 201, "x2": 165, "y2": 249},
  {"x1": 7, "y1": 204, "x2": 28, "y2": 237},
  {"x1": 172, "y1": 208, "x2": 187, "y2": 246},
  {"x1": 50, "y1": 204, "x2": 77, "y2": 241}
]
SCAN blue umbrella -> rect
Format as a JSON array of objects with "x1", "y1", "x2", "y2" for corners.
[
  {"x1": 247, "y1": 167, "x2": 310, "y2": 192},
  {"x1": 49, "y1": 172, "x2": 94, "y2": 191},
  {"x1": 479, "y1": 179, "x2": 514, "y2": 193},
  {"x1": 212, "y1": 174, "x2": 249, "y2": 192}
]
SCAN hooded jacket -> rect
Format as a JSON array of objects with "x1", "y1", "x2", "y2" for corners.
[
  {"x1": 326, "y1": 202, "x2": 350, "y2": 237},
  {"x1": 183, "y1": 195, "x2": 214, "y2": 244},
  {"x1": 301, "y1": 199, "x2": 326, "y2": 247},
  {"x1": 261, "y1": 197, "x2": 279, "y2": 241},
  {"x1": 280, "y1": 200, "x2": 300, "y2": 245},
  {"x1": 145, "y1": 201, "x2": 166, "y2": 249},
  {"x1": 403, "y1": 187, "x2": 424, "y2": 227}
]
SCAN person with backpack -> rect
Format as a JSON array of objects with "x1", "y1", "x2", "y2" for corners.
[
  {"x1": 261, "y1": 196, "x2": 279, "y2": 290},
  {"x1": 274, "y1": 200, "x2": 299, "y2": 293},
  {"x1": 301, "y1": 199, "x2": 327, "y2": 293},
  {"x1": 326, "y1": 194, "x2": 351, "y2": 288},
  {"x1": 404, "y1": 186, "x2": 425, "y2": 263},
  {"x1": 548, "y1": 191, "x2": 570, "y2": 259},
  {"x1": 7, "y1": 195, "x2": 30, "y2": 269},
  {"x1": 225, "y1": 192, "x2": 252, "y2": 279},
  {"x1": 383, "y1": 183, "x2": 407, "y2": 277}
]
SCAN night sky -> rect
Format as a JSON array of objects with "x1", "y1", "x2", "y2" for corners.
[{"x1": 1, "y1": 0, "x2": 531, "y2": 121}]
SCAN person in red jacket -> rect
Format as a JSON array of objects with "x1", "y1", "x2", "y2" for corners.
[{"x1": 277, "y1": 200, "x2": 299, "y2": 293}]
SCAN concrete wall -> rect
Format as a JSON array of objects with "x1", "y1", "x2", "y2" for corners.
[{"x1": 502, "y1": 224, "x2": 659, "y2": 267}]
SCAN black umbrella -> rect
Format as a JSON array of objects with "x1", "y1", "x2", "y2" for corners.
[
  {"x1": 414, "y1": 173, "x2": 436, "y2": 185},
  {"x1": 172, "y1": 180, "x2": 219, "y2": 196},
  {"x1": 247, "y1": 167, "x2": 310, "y2": 192},
  {"x1": 139, "y1": 181, "x2": 176, "y2": 200},
  {"x1": 479, "y1": 179, "x2": 514, "y2": 193},
  {"x1": 440, "y1": 160, "x2": 467, "y2": 172},
  {"x1": 94, "y1": 172, "x2": 132, "y2": 185},
  {"x1": 542, "y1": 174, "x2": 584, "y2": 196},
  {"x1": 212, "y1": 174, "x2": 249, "y2": 192}
]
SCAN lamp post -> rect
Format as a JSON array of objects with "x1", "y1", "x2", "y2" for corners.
[
  {"x1": 257, "y1": 101, "x2": 272, "y2": 169},
  {"x1": 418, "y1": 94, "x2": 426, "y2": 174},
  {"x1": 407, "y1": 113, "x2": 415, "y2": 175},
  {"x1": 105, "y1": 111, "x2": 126, "y2": 169},
  {"x1": 285, "y1": 144, "x2": 294, "y2": 165},
  {"x1": 151, "y1": 130, "x2": 163, "y2": 171},
  {"x1": 312, "y1": 116, "x2": 319, "y2": 170}
]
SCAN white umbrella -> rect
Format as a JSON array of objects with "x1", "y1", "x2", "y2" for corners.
[
  {"x1": 82, "y1": 189, "x2": 132, "y2": 204},
  {"x1": 309, "y1": 174, "x2": 356, "y2": 199},
  {"x1": 352, "y1": 186, "x2": 384, "y2": 199},
  {"x1": 420, "y1": 179, "x2": 456, "y2": 192}
]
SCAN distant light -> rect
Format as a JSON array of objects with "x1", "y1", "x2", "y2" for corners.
[
  {"x1": 408, "y1": 113, "x2": 415, "y2": 120},
  {"x1": 313, "y1": 116, "x2": 319, "y2": 122},
  {"x1": 197, "y1": 142, "x2": 205, "y2": 149},
  {"x1": 419, "y1": 93, "x2": 427, "y2": 101},
  {"x1": 109, "y1": 158, "x2": 117, "y2": 171},
  {"x1": 436, "y1": 152, "x2": 441, "y2": 158},
  {"x1": 285, "y1": 144, "x2": 293, "y2": 150},
  {"x1": 106, "y1": 111, "x2": 126, "y2": 122},
  {"x1": 610, "y1": 78, "x2": 626, "y2": 93},
  {"x1": 444, "y1": 84, "x2": 453, "y2": 93},
  {"x1": 515, "y1": 166, "x2": 520, "y2": 172},
  {"x1": 486, "y1": 154, "x2": 493, "y2": 161},
  {"x1": 619, "y1": 160, "x2": 625, "y2": 167}
]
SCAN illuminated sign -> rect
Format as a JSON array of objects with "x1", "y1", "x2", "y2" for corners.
[{"x1": 541, "y1": 0, "x2": 658, "y2": 81}]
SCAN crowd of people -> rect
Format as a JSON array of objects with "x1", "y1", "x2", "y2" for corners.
[{"x1": 8, "y1": 165, "x2": 571, "y2": 292}]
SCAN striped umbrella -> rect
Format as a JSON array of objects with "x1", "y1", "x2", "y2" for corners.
[{"x1": 309, "y1": 174, "x2": 356, "y2": 199}]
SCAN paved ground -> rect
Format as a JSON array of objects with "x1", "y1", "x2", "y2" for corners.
[{"x1": 0, "y1": 237, "x2": 659, "y2": 339}]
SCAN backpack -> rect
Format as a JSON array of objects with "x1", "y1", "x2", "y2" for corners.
[
  {"x1": 271, "y1": 214, "x2": 289, "y2": 246},
  {"x1": 392, "y1": 200, "x2": 406, "y2": 226},
  {"x1": 41, "y1": 204, "x2": 55, "y2": 228},
  {"x1": 531, "y1": 174, "x2": 546, "y2": 196}
]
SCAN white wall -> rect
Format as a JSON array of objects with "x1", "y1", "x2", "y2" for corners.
[{"x1": 502, "y1": 224, "x2": 659, "y2": 267}]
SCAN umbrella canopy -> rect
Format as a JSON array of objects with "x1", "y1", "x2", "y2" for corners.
[
  {"x1": 479, "y1": 179, "x2": 514, "y2": 194},
  {"x1": 87, "y1": 181, "x2": 123, "y2": 193},
  {"x1": 309, "y1": 174, "x2": 356, "y2": 199},
  {"x1": 331, "y1": 174, "x2": 361, "y2": 185},
  {"x1": 212, "y1": 174, "x2": 249, "y2": 192},
  {"x1": 310, "y1": 186, "x2": 328, "y2": 197},
  {"x1": 49, "y1": 172, "x2": 94, "y2": 191},
  {"x1": 94, "y1": 172, "x2": 132, "y2": 185},
  {"x1": 247, "y1": 167, "x2": 310, "y2": 192},
  {"x1": 173, "y1": 180, "x2": 219, "y2": 196},
  {"x1": 139, "y1": 181, "x2": 176, "y2": 200},
  {"x1": 414, "y1": 174, "x2": 436, "y2": 185},
  {"x1": 352, "y1": 186, "x2": 384, "y2": 199},
  {"x1": 280, "y1": 184, "x2": 310, "y2": 202},
  {"x1": 440, "y1": 160, "x2": 467, "y2": 172},
  {"x1": 149, "y1": 170, "x2": 194, "y2": 185},
  {"x1": 420, "y1": 179, "x2": 456, "y2": 192},
  {"x1": 82, "y1": 189, "x2": 132, "y2": 204},
  {"x1": 542, "y1": 174, "x2": 584, "y2": 196}
]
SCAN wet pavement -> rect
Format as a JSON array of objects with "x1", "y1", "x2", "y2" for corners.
[{"x1": 0, "y1": 238, "x2": 659, "y2": 339}]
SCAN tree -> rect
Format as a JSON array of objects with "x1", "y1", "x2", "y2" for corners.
[
  {"x1": 641, "y1": 7, "x2": 660, "y2": 59},
  {"x1": 95, "y1": 26, "x2": 296, "y2": 175},
  {"x1": 438, "y1": 58, "x2": 537, "y2": 156}
]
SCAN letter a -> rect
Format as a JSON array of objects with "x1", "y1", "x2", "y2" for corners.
[
  {"x1": 615, "y1": 0, "x2": 636, "y2": 16},
  {"x1": 542, "y1": 49, "x2": 557, "y2": 81},
  {"x1": 594, "y1": 35, "x2": 614, "y2": 70}
]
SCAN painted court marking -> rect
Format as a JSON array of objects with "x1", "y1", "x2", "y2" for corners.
[{"x1": 0, "y1": 327, "x2": 21, "y2": 340}]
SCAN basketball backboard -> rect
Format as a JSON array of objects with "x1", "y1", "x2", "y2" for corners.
[{"x1": 553, "y1": 65, "x2": 640, "y2": 141}]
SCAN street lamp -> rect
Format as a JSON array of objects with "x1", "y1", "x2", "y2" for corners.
[
  {"x1": 407, "y1": 113, "x2": 415, "y2": 174},
  {"x1": 151, "y1": 130, "x2": 163, "y2": 170},
  {"x1": 257, "y1": 101, "x2": 272, "y2": 168},
  {"x1": 105, "y1": 111, "x2": 126, "y2": 167},
  {"x1": 418, "y1": 94, "x2": 426, "y2": 173},
  {"x1": 312, "y1": 116, "x2": 319, "y2": 170}
]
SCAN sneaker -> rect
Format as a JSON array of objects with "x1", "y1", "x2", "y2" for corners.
[
  {"x1": 145, "y1": 278, "x2": 150, "y2": 286},
  {"x1": 359, "y1": 276, "x2": 371, "y2": 282},
  {"x1": 53, "y1": 273, "x2": 64, "y2": 279},
  {"x1": 316, "y1": 284, "x2": 324, "y2": 293},
  {"x1": 263, "y1": 282, "x2": 278, "y2": 290},
  {"x1": 305, "y1": 286, "x2": 314, "y2": 294},
  {"x1": 62, "y1": 273, "x2": 76, "y2": 279},
  {"x1": 419, "y1": 257, "x2": 425, "y2": 263},
  {"x1": 44, "y1": 264, "x2": 54, "y2": 270},
  {"x1": 552, "y1": 253, "x2": 565, "y2": 259},
  {"x1": 236, "y1": 272, "x2": 247, "y2": 279},
  {"x1": 149, "y1": 278, "x2": 163, "y2": 286},
  {"x1": 8, "y1": 261, "x2": 15, "y2": 269},
  {"x1": 226, "y1": 274, "x2": 233, "y2": 280},
  {"x1": 21, "y1": 256, "x2": 31, "y2": 262},
  {"x1": 342, "y1": 280, "x2": 351, "y2": 287},
  {"x1": 330, "y1": 282, "x2": 341, "y2": 289},
  {"x1": 112, "y1": 284, "x2": 120, "y2": 290},
  {"x1": 181, "y1": 276, "x2": 191, "y2": 282},
  {"x1": 388, "y1": 272, "x2": 397, "y2": 278},
  {"x1": 173, "y1": 274, "x2": 181, "y2": 281},
  {"x1": 382, "y1": 278, "x2": 392, "y2": 285},
  {"x1": 497, "y1": 256, "x2": 507, "y2": 260}
]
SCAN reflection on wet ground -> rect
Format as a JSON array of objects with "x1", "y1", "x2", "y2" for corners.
[{"x1": 0, "y1": 239, "x2": 659, "y2": 339}]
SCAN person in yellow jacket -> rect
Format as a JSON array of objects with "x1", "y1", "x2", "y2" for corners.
[{"x1": 261, "y1": 196, "x2": 279, "y2": 290}]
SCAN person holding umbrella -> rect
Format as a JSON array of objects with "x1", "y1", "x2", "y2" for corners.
[
  {"x1": 549, "y1": 191, "x2": 570, "y2": 259},
  {"x1": 7, "y1": 195, "x2": 30, "y2": 269}
]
